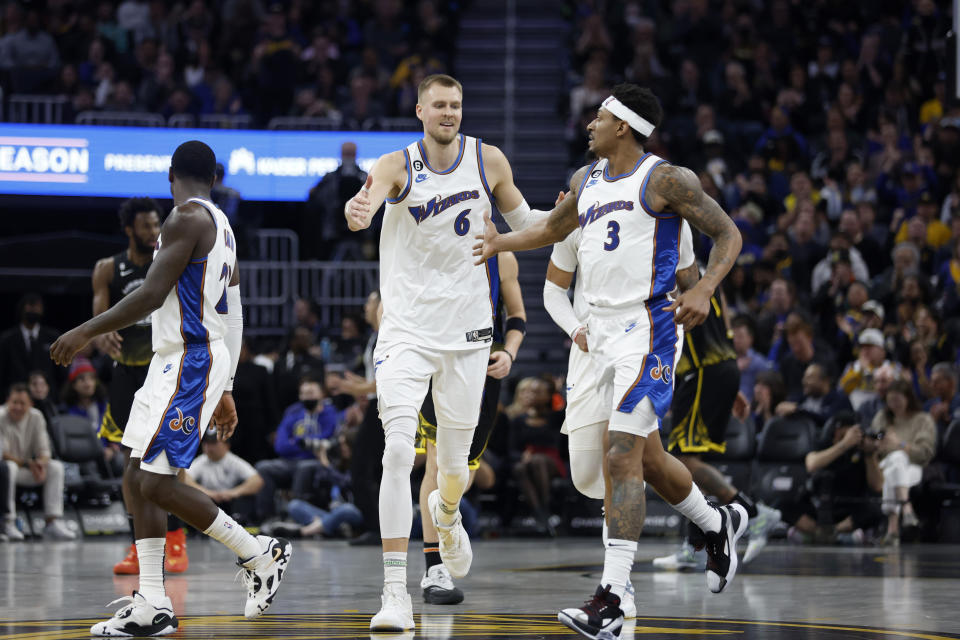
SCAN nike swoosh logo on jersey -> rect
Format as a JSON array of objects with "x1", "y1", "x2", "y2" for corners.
[
  {"x1": 624, "y1": 322, "x2": 637, "y2": 333},
  {"x1": 163, "y1": 364, "x2": 172, "y2": 373},
  {"x1": 415, "y1": 173, "x2": 428, "y2": 183}
]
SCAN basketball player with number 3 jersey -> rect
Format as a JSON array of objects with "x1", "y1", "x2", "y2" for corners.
[
  {"x1": 344, "y1": 73, "x2": 550, "y2": 632},
  {"x1": 475, "y1": 83, "x2": 747, "y2": 640}
]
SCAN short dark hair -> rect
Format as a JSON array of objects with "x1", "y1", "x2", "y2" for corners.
[
  {"x1": 16, "y1": 292, "x2": 42, "y2": 318},
  {"x1": 7, "y1": 382, "x2": 29, "y2": 399},
  {"x1": 171, "y1": 140, "x2": 216, "y2": 183},
  {"x1": 118, "y1": 197, "x2": 161, "y2": 230},
  {"x1": 611, "y1": 83, "x2": 663, "y2": 145},
  {"x1": 731, "y1": 314, "x2": 756, "y2": 338}
]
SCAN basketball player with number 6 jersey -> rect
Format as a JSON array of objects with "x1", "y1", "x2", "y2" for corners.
[{"x1": 345, "y1": 73, "x2": 548, "y2": 632}]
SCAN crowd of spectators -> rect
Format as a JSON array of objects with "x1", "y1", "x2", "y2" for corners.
[{"x1": 0, "y1": 0, "x2": 461, "y2": 127}]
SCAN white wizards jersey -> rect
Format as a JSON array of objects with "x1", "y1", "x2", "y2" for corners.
[
  {"x1": 379, "y1": 134, "x2": 495, "y2": 350},
  {"x1": 576, "y1": 153, "x2": 682, "y2": 310},
  {"x1": 550, "y1": 219, "x2": 695, "y2": 322},
  {"x1": 152, "y1": 197, "x2": 238, "y2": 354}
]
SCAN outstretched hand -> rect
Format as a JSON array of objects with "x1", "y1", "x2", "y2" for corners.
[
  {"x1": 663, "y1": 285, "x2": 710, "y2": 329},
  {"x1": 345, "y1": 173, "x2": 374, "y2": 231},
  {"x1": 472, "y1": 212, "x2": 500, "y2": 265},
  {"x1": 50, "y1": 326, "x2": 93, "y2": 367}
]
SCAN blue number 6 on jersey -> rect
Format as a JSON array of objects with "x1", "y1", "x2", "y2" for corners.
[
  {"x1": 604, "y1": 220, "x2": 620, "y2": 251},
  {"x1": 454, "y1": 209, "x2": 471, "y2": 236}
]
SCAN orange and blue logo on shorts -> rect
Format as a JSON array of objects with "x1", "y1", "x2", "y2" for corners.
[
  {"x1": 143, "y1": 345, "x2": 212, "y2": 468},
  {"x1": 616, "y1": 294, "x2": 678, "y2": 422}
]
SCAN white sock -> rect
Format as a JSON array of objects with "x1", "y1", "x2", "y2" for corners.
[
  {"x1": 203, "y1": 509, "x2": 265, "y2": 566},
  {"x1": 136, "y1": 538, "x2": 165, "y2": 602},
  {"x1": 600, "y1": 539, "x2": 637, "y2": 599},
  {"x1": 672, "y1": 485, "x2": 721, "y2": 533},
  {"x1": 383, "y1": 551, "x2": 407, "y2": 586}
]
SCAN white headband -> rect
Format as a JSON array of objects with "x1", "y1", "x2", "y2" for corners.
[{"x1": 601, "y1": 96, "x2": 655, "y2": 137}]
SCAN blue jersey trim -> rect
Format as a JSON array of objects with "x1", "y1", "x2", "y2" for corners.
[
  {"x1": 385, "y1": 148, "x2": 412, "y2": 204},
  {"x1": 486, "y1": 254, "x2": 501, "y2": 341},
  {"x1": 603, "y1": 152, "x2": 650, "y2": 182},
  {"x1": 640, "y1": 159, "x2": 678, "y2": 219},
  {"x1": 476, "y1": 138, "x2": 494, "y2": 203},
  {"x1": 177, "y1": 260, "x2": 209, "y2": 345},
  {"x1": 418, "y1": 134, "x2": 464, "y2": 174}
]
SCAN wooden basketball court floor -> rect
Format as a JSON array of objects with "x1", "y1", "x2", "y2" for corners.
[{"x1": 1, "y1": 538, "x2": 958, "y2": 639}]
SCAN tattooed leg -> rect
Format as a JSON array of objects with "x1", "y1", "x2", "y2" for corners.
[{"x1": 605, "y1": 432, "x2": 648, "y2": 540}]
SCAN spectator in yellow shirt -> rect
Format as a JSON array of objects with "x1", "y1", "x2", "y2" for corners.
[{"x1": 894, "y1": 190, "x2": 951, "y2": 250}]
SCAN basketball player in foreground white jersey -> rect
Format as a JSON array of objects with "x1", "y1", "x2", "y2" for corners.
[
  {"x1": 51, "y1": 141, "x2": 291, "y2": 636},
  {"x1": 475, "y1": 84, "x2": 746, "y2": 640},
  {"x1": 344, "y1": 73, "x2": 548, "y2": 632},
  {"x1": 544, "y1": 205, "x2": 696, "y2": 621}
]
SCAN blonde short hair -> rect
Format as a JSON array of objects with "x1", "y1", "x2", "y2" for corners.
[{"x1": 417, "y1": 74, "x2": 463, "y2": 102}]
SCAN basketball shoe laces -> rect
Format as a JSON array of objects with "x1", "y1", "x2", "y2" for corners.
[
  {"x1": 580, "y1": 586, "x2": 620, "y2": 622},
  {"x1": 234, "y1": 549, "x2": 278, "y2": 596},
  {"x1": 104, "y1": 594, "x2": 138, "y2": 618}
]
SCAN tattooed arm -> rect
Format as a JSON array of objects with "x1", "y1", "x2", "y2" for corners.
[
  {"x1": 473, "y1": 165, "x2": 589, "y2": 263},
  {"x1": 649, "y1": 164, "x2": 741, "y2": 327}
]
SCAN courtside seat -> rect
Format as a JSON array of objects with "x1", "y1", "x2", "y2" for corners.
[{"x1": 750, "y1": 414, "x2": 816, "y2": 505}]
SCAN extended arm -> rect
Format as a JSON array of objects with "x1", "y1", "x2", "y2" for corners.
[
  {"x1": 482, "y1": 143, "x2": 551, "y2": 230},
  {"x1": 473, "y1": 165, "x2": 589, "y2": 263},
  {"x1": 51, "y1": 209, "x2": 206, "y2": 366},
  {"x1": 343, "y1": 151, "x2": 406, "y2": 231}
]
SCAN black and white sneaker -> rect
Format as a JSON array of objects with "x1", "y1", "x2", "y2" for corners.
[
  {"x1": 238, "y1": 535, "x2": 292, "y2": 618},
  {"x1": 558, "y1": 585, "x2": 624, "y2": 640},
  {"x1": 90, "y1": 591, "x2": 178, "y2": 637},
  {"x1": 421, "y1": 564, "x2": 464, "y2": 605},
  {"x1": 691, "y1": 503, "x2": 748, "y2": 593}
]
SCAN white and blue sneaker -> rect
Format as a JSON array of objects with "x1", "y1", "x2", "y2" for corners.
[
  {"x1": 90, "y1": 591, "x2": 178, "y2": 637},
  {"x1": 621, "y1": 578, "x2": 637, "y2": 619},
  {"x1": 652, "y1": 539, "x2": 705, "y2": 571},
  {"x1": 743, "y1": 503, "x2": 782, "y2": 564}
]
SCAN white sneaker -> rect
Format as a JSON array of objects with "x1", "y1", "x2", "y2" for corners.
[
  {"x1": 743, "y1": 503, "x2": 782, "y2": 564},
  {"x1": 237, "y1": 535, "x2": 292, "y2": 619},
  {"x1": 427, "y1": 490, "x2": 472, "y2": 579},
  {"x1": 621, "y1": 578, "x2": 637, "y2": 618},
  {"x1": 3, "y1": 520, "x2": 24, "y2": 541},
  {"x1": 652, "y1": 540, "x2": 704, "y2": 571},
  {"x1": 370, "y1": 583, "x2": 415, "y2": 631},
  {"x1": 420, "y1": 564, "x2": 464, "y2": 605},
  {"x1": 43, "y1": 519, "x2": 77, "y2": 540},
  {"x1": 90, "y1": 591, "x2": 178, "y2": 636}
]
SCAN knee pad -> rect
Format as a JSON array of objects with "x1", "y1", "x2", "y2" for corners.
[{"x1": 381, "y1": 405, "x2": 418, "y2": 472}]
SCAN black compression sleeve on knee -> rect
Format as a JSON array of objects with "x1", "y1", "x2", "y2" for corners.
[{"x1": 732, "y1": 491, "x2": 759, "y2": 519}]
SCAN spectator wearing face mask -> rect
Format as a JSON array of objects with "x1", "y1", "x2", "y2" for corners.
[{"x1": 254, "y1": 377, "x2": 339, "y2": 521}]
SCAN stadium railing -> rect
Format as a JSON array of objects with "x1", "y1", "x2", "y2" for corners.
[
  {"x1": 75, "y1": 111, "x2": 165, "y2": 127},
  {"x1": 7, "y1": 95, "x2": 70, "y2": 124}
]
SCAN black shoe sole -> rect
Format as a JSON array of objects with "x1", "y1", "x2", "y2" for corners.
[{"x1": 423, "y1": 586, "x2": 465, "y2": 605}]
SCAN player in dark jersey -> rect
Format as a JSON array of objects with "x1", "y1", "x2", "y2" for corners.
[
  {"x1": 92, "y1": 197, "x2": 189, "y2": 576},
  {"x1": 654, "y1": 268, "x2": 782, "y2": 570},
  {"x1": 414, "y1": 251, "x2": 526, "y2": 605}
]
